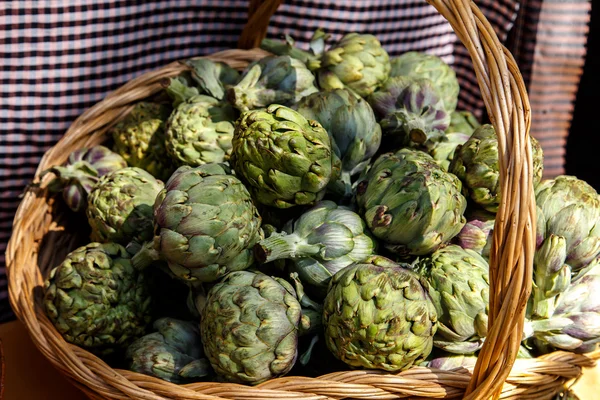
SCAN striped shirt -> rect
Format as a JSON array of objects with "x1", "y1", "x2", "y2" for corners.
[{"x1": 0, "y1": 0, "x2": 590, "y2": 322}]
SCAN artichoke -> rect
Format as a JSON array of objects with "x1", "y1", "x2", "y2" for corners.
[
  {"x1": 44, "y1": 145, "x2": 127, "y2": 212},
  {"x1": 424, "y1": 354, "x2": 477, "y2": 370},
  {"x1": 356, "y1": 148, "x2": 467, "y2": 256},
  {"x1": 447, "y1": 110, "x2": 481, "y2": 135},
  {"x1": 428, "y1": 131, "x2": 472, "y2": 171},
  {"x1": 296, "y1": 89, "x2": 382, "y2": 198},
  {"x1": 453, "y1": 209, "x2": 495, "y2": 259},
  {"x1": 145, "y1": 164, "x2": 263, "y2": 283},
  {"x1": 165, "y1": 95, "x2": 237, "y2": 167},
  {"x1": 450, "y1": 124, "x2": 544, "y2": 213},
  {"x1": 323, "y1": 256, "x2": 438, "y2": 371},
  {"x1": 186, "y1": 58, "x2": 240, "y2": 100},
  {"x1": 530, "y1": 175, "x2": 600, "y2": 319},
  {"x1": 87, "y1": 167, "x2": 163, "y2": 244},
  {"x1": 318, "y1": 33, "x2": 391, "y2": 98},
  {"x1": 227, "y1": 55, "x2": 318, "y2": 112},
  {"x1": 126, "y1": 318, "x2": 211, "y2": 383},
  {"x1": 524, "y1": 260, "x2": 600, "y2": 354},
  {"x1": 111, "y1": 101, "x2": 175, "y2": 181},
  {"x1": 165, "y1": 74, "x2": 202, "y2": 107},
  {"x1": 389, "y1": 51, "x2": 460, "y2": 112},
  {"x1": 200, "y1": 271, "x2": 320, "y2": 384},
  {"x1": 415, "y1": 245, "x2": 490, "y2": 354},
  {"x1": 254, "y1": 200, "x2": 377, "y2": 299},
  {"x1": 230, "y1": 104, "x2": 335, "y2": 208},
  {"x1": 259, "y1": 30, "x2": 326, "y2": 71},
  {"x1": 368, "y1": 76, "x2": 451, "y2": 147},
  {"x1": 43, "y1": 242, "x2": 152, "y2": 355}
]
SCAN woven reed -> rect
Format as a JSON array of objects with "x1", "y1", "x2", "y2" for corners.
[{"x1": 6, "y1": 0, "x2": 599, "y2": 399}]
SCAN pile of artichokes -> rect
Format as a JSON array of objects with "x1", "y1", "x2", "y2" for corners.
[{"x1": 40, "y1": 29, "x2": 600, "y2": 387}]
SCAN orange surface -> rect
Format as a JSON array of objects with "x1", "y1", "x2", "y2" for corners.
[
  {"x1": 0, "y1": 319, "x2": 597, "y2": 399},
  {"x1": 0, "y1": 320, "x2": 86, "y2": 400}
]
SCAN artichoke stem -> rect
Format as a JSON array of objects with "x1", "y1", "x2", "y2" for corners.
[
  {"x1": 299, "y1": 335, "x2": 319, "y2": 366},
  {"x1": 530, "y1": 289, "x2": 556, "y2": 320},
  {"x1": 254, "y1": 233, "x2": 322, "y2": 263},
  {"x1": 131, "y1": 241, "x2": 161, "y2": 271}
]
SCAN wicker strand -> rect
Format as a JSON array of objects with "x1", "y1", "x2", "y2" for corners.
[
  {"x1": 238, "y1": 0, "x2": 284, "y2": 49},
  {"x1": 5, "y1": 1, "x2": 594, "y2": 399}
]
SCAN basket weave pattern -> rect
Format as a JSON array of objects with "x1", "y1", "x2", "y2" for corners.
[{"x1": 6, "y1": 0, "x2": 599, "y2": 399}]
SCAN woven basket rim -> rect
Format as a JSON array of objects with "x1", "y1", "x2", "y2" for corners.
[{"x1": 6, "y1": 0, "x2": 599, "y2": 399}]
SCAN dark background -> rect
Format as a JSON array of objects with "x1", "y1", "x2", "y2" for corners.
[{"x1": 566, "y1": 1, "x2": 599, "y2": 190}]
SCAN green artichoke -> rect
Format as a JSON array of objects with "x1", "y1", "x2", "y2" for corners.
[
  {"x1": 446, "y1": 110, "x2": 481, "y2": 135},
  {"x1": 368, "y1": 76, "x2": 451, "y2": 147},
  {"x1": 43, "y1": 242, "x2": 152, "y2": 355},
  {"x1": 186, "y1": 58, "x2": 240, "y2": 100},
  {"x1": 450, "y1": 124, "x2": 544, "y2": 213},
  {"x1": 146, "y1": 164, "x2": 263, "y2": 283},
  {"x1": 323, "y1": 256, "x2": 438, "y2": 371},
  {"x1": 126, "y1": 318, "x2": 211, "y2": 383},
  {"x1": 356, "y1": 148, "x2": 467, "y2": 256},
  {"x1": 524, "y1": 259, "x2": 600, "y2": 354},
  {"x1": 453, "y1": 209, "x2": 495, "y2": 259},
  {"x1": 389, "y1": 51, "x2": 460, "y2": 112},
  {"x1": 227, "y1": 55, "x2": 318, "y2": 112},
  {"x1": 200, "y1": 271, "x2": 320, "y2": 384},
  {"x1": 230, "y1": 104, "x2": 335, "y2": 208},
  {"x1": 254, "y1": 200, "x2": 377, "y2": 299},
  {"x1": 415, "y1": 245, "x2": 490, "y2": 354},
  {"x1": 428, "y1": 131, "x2": 472, "y2": 171},
  {"x1": 87, "y1": 167, "x2": 163, "y2": 244},
  {"x1": 530, "y1": 176, "x2": 600, "y2": 319},
  {"x1": 44, "y1": 145, "x2": 127, "y2": 213},
  {"x1": 111, "y1": 101, "x2": 175, "y2": 181},
  {"x1": 259, "y1": 30, "x2": 326, "y2": 71},
  {"x1": 165, "y1": 95, "x2": 237, "y2": 167},
  {"x1": 296, "y1": 89, "x2": 382, "y2": 198},
  {"x1": 165, "y1": 74, "x2": 202, "y2": 107},
  {"x1": 318, "y1": 33, "x2": 391, "y2": 98}
]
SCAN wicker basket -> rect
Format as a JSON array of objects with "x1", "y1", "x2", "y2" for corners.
[{"x1": 6, "y1": 0, "x2": 599, "y2": 399}]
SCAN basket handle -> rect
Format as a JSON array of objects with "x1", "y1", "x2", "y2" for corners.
[
  {"x1": 238, "y1": 0, "x2": 284, "y2": 49},
  {"x1": 427, "y1": 1, "x2": 535, "y2": 398}
]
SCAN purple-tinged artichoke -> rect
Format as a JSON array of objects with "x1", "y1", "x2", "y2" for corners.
[
  {"x1": 356, "y1": 148, "x2": 467, "y2": 256},
  {"x1": 450, "y1": 124, "x2": 544, "y2": 213},
  {"x1": 227, "y1": 55, "x2": 318, "y2": 112},
  {"x1": 453, "y1": 209, "x2": 495, "y2": 259},
  {"x1": 254, "y1": 200, "x2": 377, "y2": 299},
  {"x1": 86, "y1": 167, "x2": 163, "y2": 245},
  {"x1": 524, "y1": 259, "x2": 600, "y2": 354},
  {"x1": 369, "y1": 76, "x2": 450, "y2": 148},
  {"x1": 44, "y1": 145, "x2": 127, "y2": 213},
  {"x1": 43, "y1": 242, "x2": 152, "y2": 355},
  {"x1": 230, "y1": 104, "x2": 335, "y2": 208},
  {"x1": 200, "y1": 271, "x2": 321, "y2": 384},
  {"x1": 323, "y1": 256, "x2": 438, "y2": 371},
  {"x1": 111, "y1": 101, "x2": 175, "y2": 181},
  {"x1": 137, "y1": 163, "x2": 263, "y2": 283},
  {"x1": 415, "y1": 245, "x2": 490, "y2": 354},
  {"x1": 126, "y1": 318, "x2": 211, "y2": 383},
  {"x1": 390, "y1": 51, "x2": 460, "y2": 112},
  {"x1": 296, "y1": 89, "x2": 382, "y2": 198},
  {"x1": 530, "y1": 176, "x2": 600, "y2": 319},
  {"x1": 318, "y1": 33, "x2": 390, "y2": 98}
]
